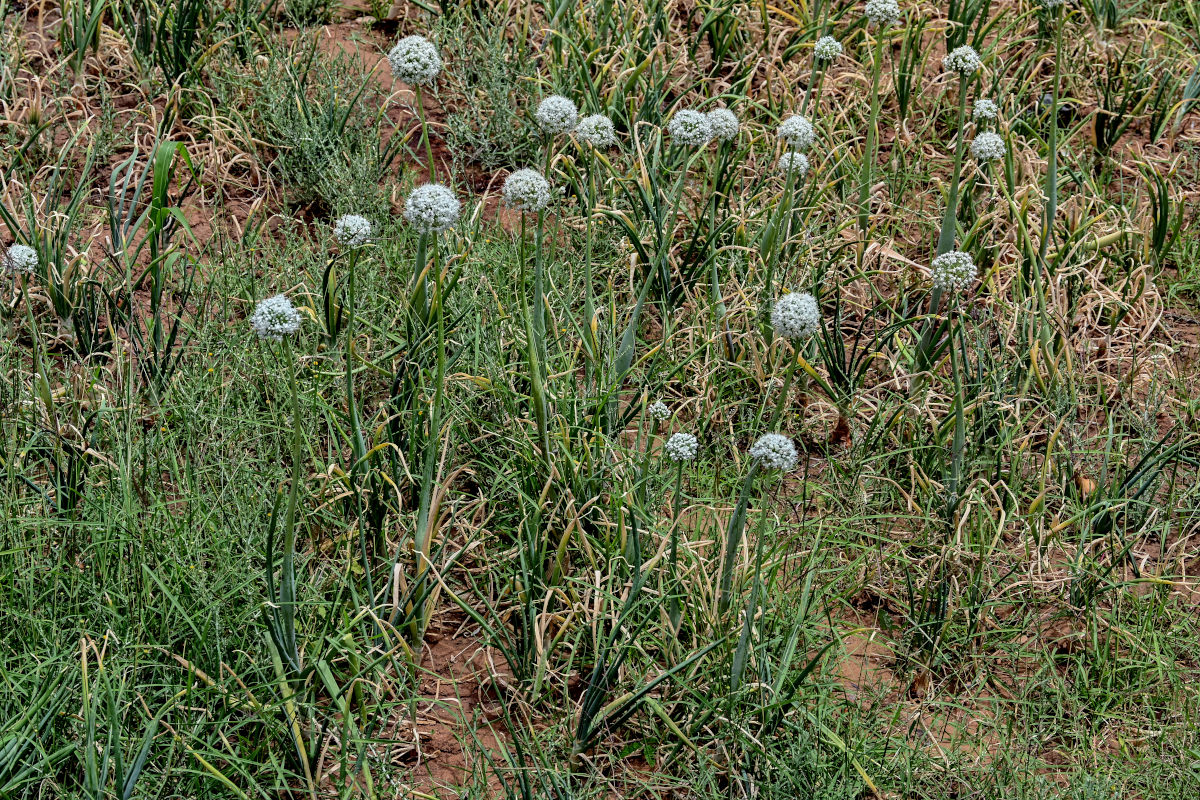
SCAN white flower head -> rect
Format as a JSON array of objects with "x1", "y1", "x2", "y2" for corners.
[
  {"x1": 777, "y1": 115, "x2": 815, "y2": 151},
  {"x1": 667, "y1": 109, "x2": 713, "y2": 147},
  {"x1": 973, "y1": 98, "x2": 999, "y2": 122},
  {"x1": 4, "y1": 244, "x2": 38, "y2": 274},
  {"x1": 864, "y1": 0, "x2": 902, "y2": 27},
  {"x1": 930, "y1": 250, "x2": 978, "y2": 292},
  {"x1": 706, "y1": 108, "x2": 740, "y2": 141},
  {"x1": 405, "y1": 184, "x2": 461, "y2": 234},
  {"x1": 749, "y1": 433, "x2": 798, "y2": 471},
  {"x1": 502, "y1": 168, "x2": 552, "y2": 213},
  {"x1": 250, "y1": 294, "x2": 303, "y2": 342},
  {"x1": 665, "y1": 432, "x2": 699, "y2": 462},
  {"x1": 970, "y1": 131, "x2": 1006, "y2": 162},
  {"x1": 648, "y1": 401, "x2": 671, "y2": 421},
  {"x1": 1039, "y1": 0, "x2": 1066, "y2": 8},
  {"x1": 535, "y1": 95, "x2": 578, "y2": 135},
  {"x1": 575, "y1": 114, "x2": 617, "y2": 149},
  {"x1": 387, "y1": 35, "x2": 441, "y2": 87},
  {"x1": 778, "y1": 152, "x2": 810, "y2": 179},
  {"x1": 943, "y1": 45, "x2": 981, "y2": 76},
  {"x1": 771, "y1": 291, "x2": 820, "y2": 340},
  {"x1": 334, "y1": 214, "x2": 372, "y2": 248},
  {"x1": 814, "y1": 36, "x2": 843, "y2": 62}
]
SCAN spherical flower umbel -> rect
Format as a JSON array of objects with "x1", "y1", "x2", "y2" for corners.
[
  {"x1": 649, "y1": 401, "x2": 671, "y2": 421},
  {"x1": 864, "y1": 0, "x2": 902, "y2": 27},
  {"x1": 973, "y1": 98, "x2": 999, "y2": 122},
  {"x1": 387, "y1": 35, "x2": 441, "y2": 87},
  {"x1": 814, "y1": 35, "x2": 843, "y2": 62},
  {"x1": 334, "y1": 214, "x2": 372, "y2": 248},
  {"x1": 706, "y1": 108, "x2": 740, "y2": 141},
  {"x1": 777, "y1": 114, "x2": 815, "y2": 151},
  {"x1": 749, "y1": 433, "x2": 798, "y2": 471},
  {"x1": 1039, "y1": 0, "x2": 1066, "y2": 8},
  {"x1": 778, "y1": 152, "x2": 810, "y2": 179},
  {"x1": 4, "y1": 244, "x2": 38, "y2": 274},
  {"x1": 535, "y1": 95, "x2": 578, "y2": 135},
  {"x1": 502, "y1": 168, "x2": 552, "y2": 213},
  {"x1": 575, "y1": 114, "x2": 617, "y2": 149},
  {"x1": 667, "y1": 109, "x2": 713, "y2": 147},
  {"x1": 930, "y1": 250, "x2": 978, "y2": 292},
  {"x1": 404, "y1": 184, "x2": 460, "y2": 234},
  {"x1": 771, "y1": 291, "x2": 820, "y2": 340},
  {"x1": 943, "y1": 45, "x2": 981, "y2": 76},
  {"x1": 970, "y1": 131, "x2": 1006, "y2": 162},
  {"x1": 250, "y1": 294, "x2": 303, "y2": 342},
  {"x1": 665, "y1": 432, "x2": 699, "y2": 463}
]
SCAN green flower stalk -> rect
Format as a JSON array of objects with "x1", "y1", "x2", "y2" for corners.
[
  {"x1": 388, "y1": 35, "x2": 442, "y2": 180},
  {"x1": 856, "y1": 18, "x2": 891, "y2": 267},
  {"x1": 1040, "y1": 1, "x2": 1065, "y2": 270},
  {"x1": 914, "y1": 44, "x2": 978, "y2": 381},
  {"x1": 575, "y1": 116, "x2": 618, "y2": 375},
  {"x1": 663, "y1": 432, "x2": 698, "y2": 630},
  {"x1": 503, "y1": 169, "x2": 554, "y2": 468},
  {"x1": 612, "y1": 138, "x2": 700, "y2": 406},
  {"x1": 766, "y1": 291, "x2": 820, "y2": 430},
  {"x1": 250, "y1": 294, "x2": 304, "y2": 671},
  {"x1": 719, "y1": 433, "x2": 798, "y2": 614},
  {"x1": 397, "y1": 183, "x2": 461, "y2": 638},
  {"x1": 804, "y1": 36, "x2": 843, "y2": 114}
]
